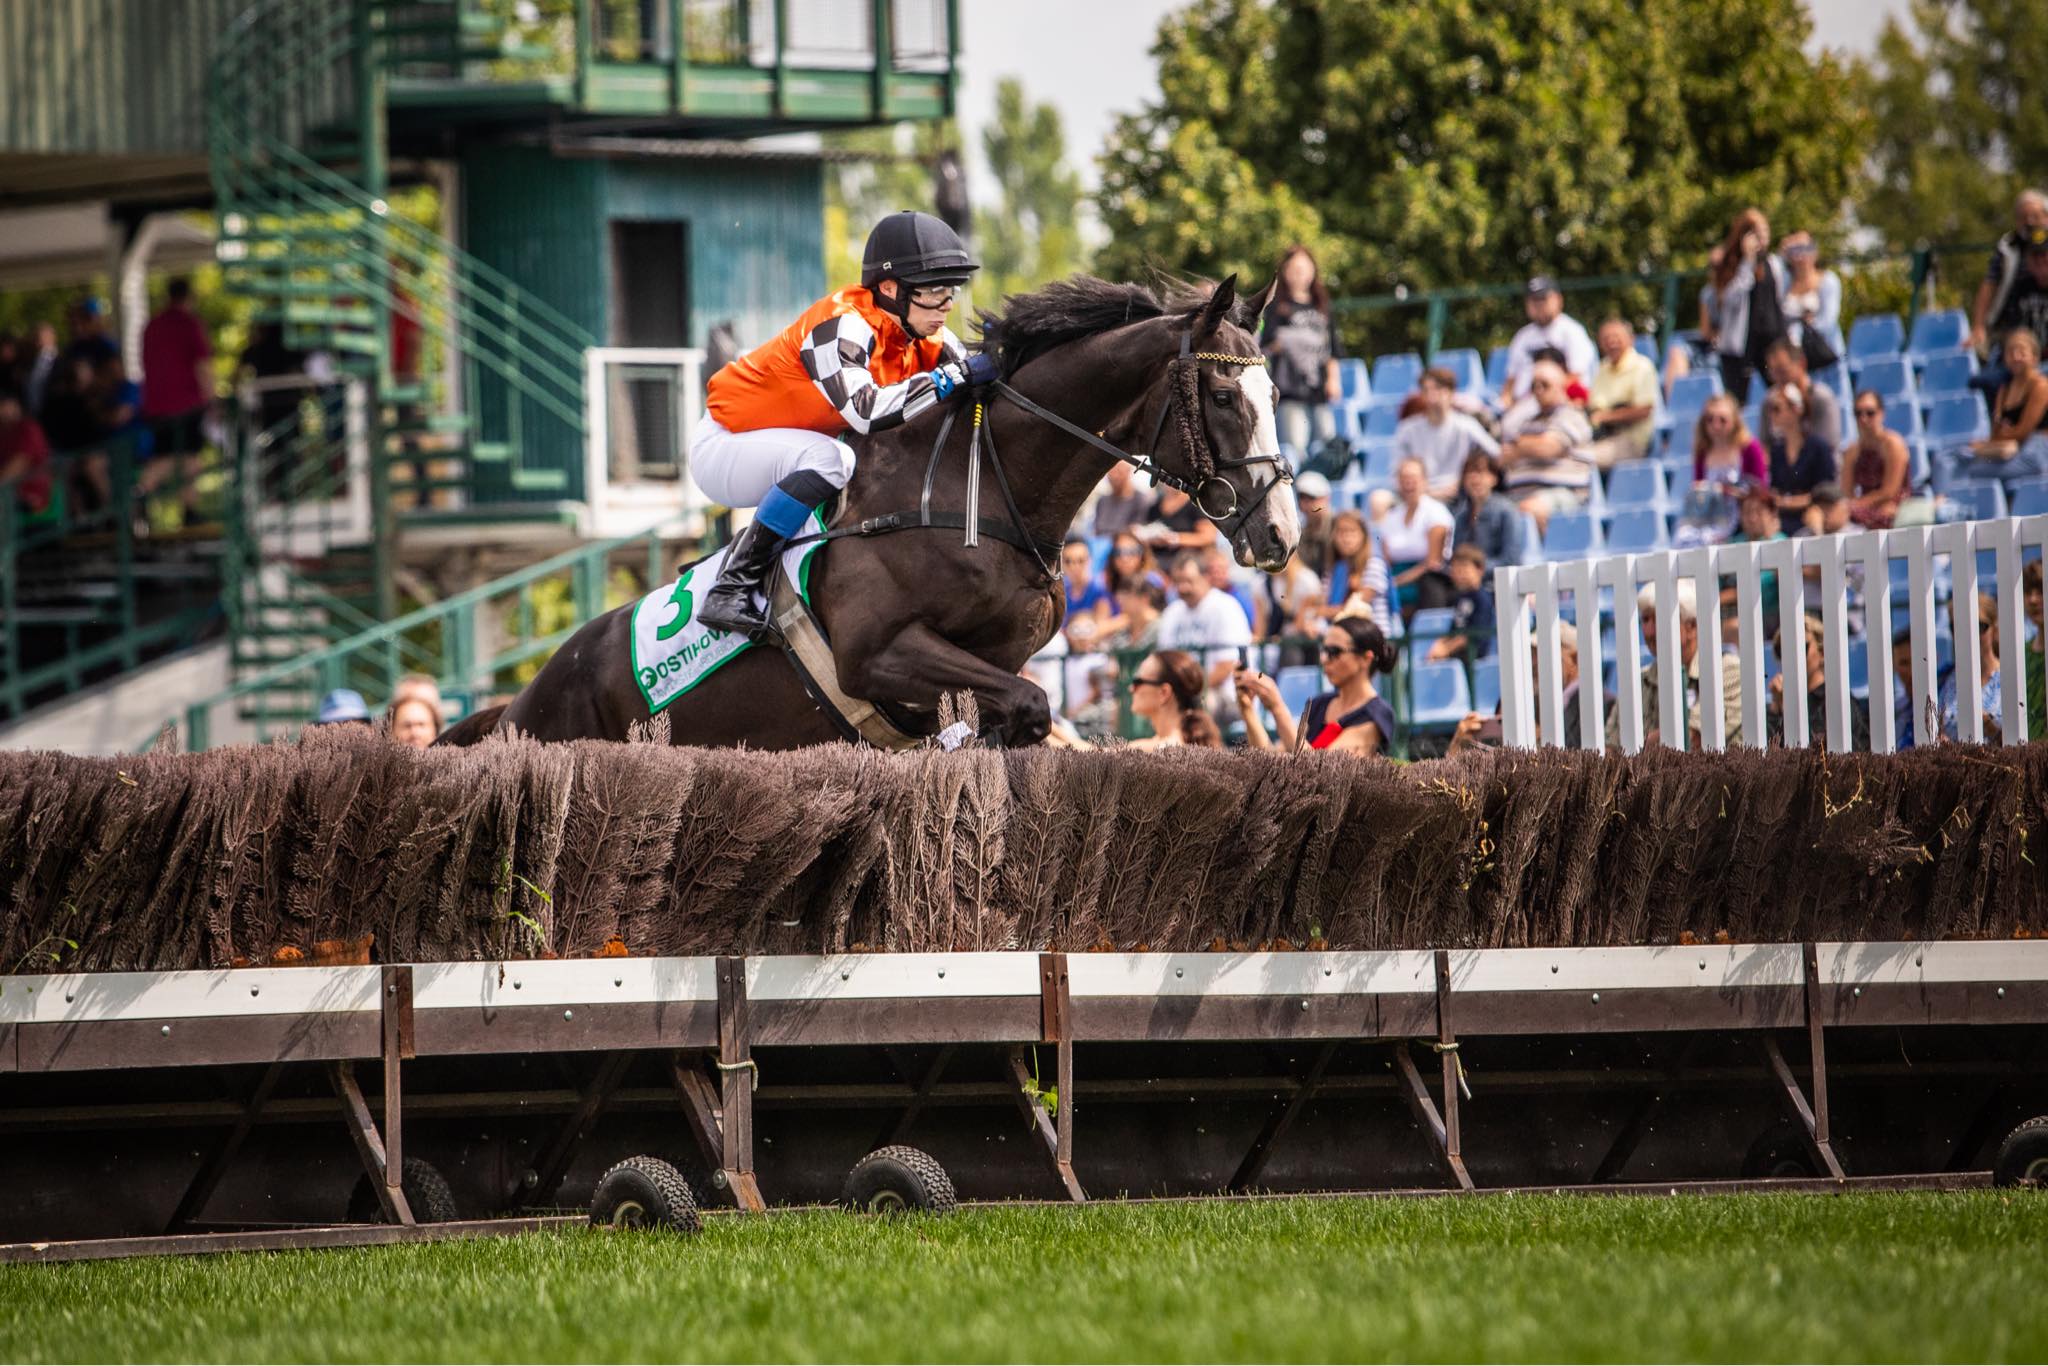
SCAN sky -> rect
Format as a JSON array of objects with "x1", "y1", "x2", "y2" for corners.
[{"x1": 954, "y1": 0, "x2": 1913, "y2": 197}]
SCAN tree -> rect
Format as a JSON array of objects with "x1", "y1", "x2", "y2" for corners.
[
  {"x1": 1096, "y1": 0, "x2": 1863, "y2": 328},
  {"x1": 821, "y1": 120, "x2": 962, "y2": 293},
  {"x1": 1855, "y1": 0, "x2": 2048, "y2": 249},
  {"x1": 823, "y1": 82, "x2": 1089, "y2": 316},
  {"x1": 976, "y1": 79, "x2": 1088, "y2": 307}
]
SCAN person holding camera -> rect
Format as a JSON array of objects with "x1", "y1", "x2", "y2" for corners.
[
  {"x1": 1704, "y1": 208, "x2": 1789, "y2": 404},
  {"x1": 1234, "y1": 614, "x2": 1397, "y2": 756}
]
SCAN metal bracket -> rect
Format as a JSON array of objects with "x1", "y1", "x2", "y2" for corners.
[
  {"x1": 1008, "y1": 952, "x2": 1084, "y2": 1203},
  {"x1": 1759, "y1": 941, "x2": 1846, "y2": 1181},
  {"x1": 503, "y1": 1050, "x2": 632, "y2": 1212},
  {"x1": 1228, "y1": 1041, "x2": 1339, "y2": 1193},
  {"x1": 713, "y1": 956, "x2": 765, "y2": 1212},
  {"x1": 328, "y1": 1059, "x2": 414, "y2": 1225},
  {"x1": 164, "y1": 1060, "x2": 284, "y2": 1233}
]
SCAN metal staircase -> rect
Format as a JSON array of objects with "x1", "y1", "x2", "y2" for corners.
[{"x1": 205, "y1": 0, "x2": 596, "y2": 721}]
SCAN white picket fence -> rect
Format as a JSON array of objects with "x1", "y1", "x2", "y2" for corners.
[{"x1": 1494, "y1": 515, "x2": 2048, "y2": 754}]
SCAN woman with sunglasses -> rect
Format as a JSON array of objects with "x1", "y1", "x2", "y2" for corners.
[
  {"x1": 1125, "y1": 649, "x2": 1224, "y2": 750},
  {"x1": 1691, "y1": 394, "x2": 1768, "y2": 489},
  {"x1": 1843, "y1": 390, "x2": 1910, "y2": 529},
  {"x1": 1234, "y1": 615, "x2": 1398, "y2": 755},
  {"x1": 688, "y1": 211, "x2": 995, "y2": 637},
  {"x1": 1098, "y1": 532, "x2": 1165, "y2": 647},
  {"x1": 1779, "y1": 231, "x2": 1844, "y2": 369}
]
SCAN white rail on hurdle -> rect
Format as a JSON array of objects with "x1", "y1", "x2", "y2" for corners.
[{"x1": 1494, "y1": 514, "x2": 2048, "y2": 754}]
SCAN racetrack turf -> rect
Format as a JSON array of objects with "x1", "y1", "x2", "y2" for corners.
[{"x1": 3, "y1": 1191, "x2": 2043, "y2": 1362}]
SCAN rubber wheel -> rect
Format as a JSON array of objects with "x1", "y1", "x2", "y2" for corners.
[
  {"x1": 1741, "y1": 1122, "x2": 1822, "y2": 1180},
  {"x1": 839, "y1": 1145, "x2": 957, "y2": 1215},
  {"x1": 347, "y1": 1157, "x2": 460, "y2": 1224},
  {"x1": 589, "y1": 1155, "x2": 702, "y2": 1233},
  {"x1": 1992, "y1": 1115, "x2": 2048, "y2": 1188}
]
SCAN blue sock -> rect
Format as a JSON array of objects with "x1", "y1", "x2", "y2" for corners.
[{"x1": 755, "y1": 485, "x2": 811, "y2": 538}]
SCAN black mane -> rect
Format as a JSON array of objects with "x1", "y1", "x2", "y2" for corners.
[{"x1": 977, "y1": 275, "x2": 1207, "y2": 377}]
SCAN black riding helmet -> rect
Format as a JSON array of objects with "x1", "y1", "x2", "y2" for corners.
[{"x1": 862, "y1": 210, "x2": 978, "y2": 330}]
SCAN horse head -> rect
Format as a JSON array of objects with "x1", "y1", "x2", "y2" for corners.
[{"x1": 1167, "y1": 274, "x2": 1301, "y2": 572}]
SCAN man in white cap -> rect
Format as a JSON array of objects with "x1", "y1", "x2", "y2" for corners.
[{"x1": 1499, "y1": 276, "x2": 1597, "y2": 406}]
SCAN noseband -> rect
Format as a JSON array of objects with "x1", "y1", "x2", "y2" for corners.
[{"x1": 989, "y1": 330, "x2": 1296, "y2": 544}]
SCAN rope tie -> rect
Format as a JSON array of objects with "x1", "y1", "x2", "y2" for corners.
[
  {"x1": 714, "y1": 1058, "x2": 760, "y2": 1091},
  {"x1": 1430, "y1": 1041, "x2": 1472, "y2": 1101}
]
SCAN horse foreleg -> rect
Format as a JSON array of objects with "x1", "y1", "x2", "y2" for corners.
[{"x1": 837, "y1": 623, "x2": 1051, "y2": 748}]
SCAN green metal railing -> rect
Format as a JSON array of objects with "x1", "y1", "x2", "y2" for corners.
[
  {"x1": 1, "y1": 436, "x2": 219, "y2": 721},
  {"x1": 1330, "y1": 241, "x2": 1986, "y2": 362},
  {"x1": 170, "y1": 518, "x2": 692, "y2": 749}
]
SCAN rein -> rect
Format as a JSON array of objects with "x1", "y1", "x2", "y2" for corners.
[{"x1": 780, "y1": 330, "x2": 1294, "y2": 580}]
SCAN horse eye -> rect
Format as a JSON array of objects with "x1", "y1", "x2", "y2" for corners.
[{"x1": 1211, "y1": 390, "x2": 1234, "y2": 409}]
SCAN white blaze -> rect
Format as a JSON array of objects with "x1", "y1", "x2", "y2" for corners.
[{"x1": 1237, "y1": 365, "x2": 1300, "y2": 560}]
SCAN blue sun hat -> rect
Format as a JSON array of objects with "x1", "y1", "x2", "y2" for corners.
[{"x1": 313, "y1": 688, "x2": 372, "y2": 725}]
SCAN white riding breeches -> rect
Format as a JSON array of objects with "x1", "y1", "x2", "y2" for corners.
[{"x1": 689, "y1": 414, "x2": 856, "y2": 509}]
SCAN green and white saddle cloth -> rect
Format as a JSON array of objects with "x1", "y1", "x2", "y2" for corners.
[{"x1": 630, "y1": 512, "x2": 826, "y2": 714}]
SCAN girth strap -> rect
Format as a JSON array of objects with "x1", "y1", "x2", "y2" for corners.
[{"x1": 768, "y1": 569, "x2": 921, "y2": 751}]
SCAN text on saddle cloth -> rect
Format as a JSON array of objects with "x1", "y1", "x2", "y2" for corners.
[{"x1": 630, "y1": 510, "x2": 827, "y2": 714}]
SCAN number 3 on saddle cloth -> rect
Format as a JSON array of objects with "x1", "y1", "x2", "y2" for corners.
[
  {"x1": 628, "y1": 511, "x2": 924, "y2": 748},
  {"x1": 630, "y1": 510, "x2": 827, "y2": 713}
]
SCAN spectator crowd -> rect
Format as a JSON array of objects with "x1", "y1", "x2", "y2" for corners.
[
  {"x1": 1, "y1": 283, "x2": 223, "y2": 531},
  {"x1": 1037, "y1": 196, "x2": 2048, "y2": 759}
]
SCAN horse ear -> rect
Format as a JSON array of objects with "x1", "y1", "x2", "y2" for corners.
[
  {"x1": 1193, "y1": 274, "x2": 1238, "y2": 340},
  {"x1": 1234, "y1": 276, "x2": 1277, "y2": 330}
]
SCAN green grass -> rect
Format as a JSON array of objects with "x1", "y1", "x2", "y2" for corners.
[{"x1": 3, "y1": 1192, "x2": 2044, "y2": 1363}]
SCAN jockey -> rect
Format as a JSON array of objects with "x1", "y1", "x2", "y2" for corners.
[{"x1": 693, "y1": 209, "x2": 997, "y2": 638}]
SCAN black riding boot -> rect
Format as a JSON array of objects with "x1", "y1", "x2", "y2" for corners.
[{"x1": 697, "y1": 519, "x2": 785, "y2": 640}]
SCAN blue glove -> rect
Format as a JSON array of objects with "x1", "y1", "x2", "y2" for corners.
[
  {"x1": 930, "y1": 363, "x2": 966, "y2": 400},
  {"x1": 963, "y1": 351, "x2": 1000, "y2": 387}
]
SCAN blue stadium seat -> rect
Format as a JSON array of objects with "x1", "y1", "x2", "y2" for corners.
[
  {"x1": 1408, "y1": 607, "x2": 1458, "y2": 641},
  {"x1": 1812, "y1": 362, "x2": 1849, "y2": 401},
  {"x1": 1918, "y1": 351, "x2": 1978, "y2": 399},
  {"x1": 1665, "y1": 420, "x2": 1697, "y2": 459},
  {"x1": 1471, "y1": 657, "x2": 1502, "y2": 715},
  {"x1": 2011, "y1": 481, "x2": 2048, "y2": 517},
  {"x1": 1542, "y1": 510, "x2": 1603, "y2": 562},
  {"x1": 1633, "y1": 334, "x2": 1660, "y2": 366},
  {"x1": 1370, "y1": 353, "x2": 1424, "y2": 400},
  {"x1": 1408, "y1": 660, "x2": 1474, "y2": 731},
  {"x1": 1908, "y1": 308, "x2": 1969, "y2": 359},
  {"x1": 1668, "y1": 373, "x2": 1721, "y2": 419},
  {"x1": 1951, "y1": 481, "x2": 2008, "y2": 521},
  {"x1": 1747, "y1": 371, "x2": 1772, "y2": 403},
  {"x1": 1605, "y1": 506, "x2": 1669, "y2": 553},
  {"x1": 1486, "y1": 346, "x2": 1512, "y2": 391},
  {"x1": 1087, "y1": 535, "x2": 1113, "y2": 576},
  {"x1": 1358, "y1": 441, "x2": 1396, "y2": 481},
  {"x1": 1849, "y1": 314, "x2": 1906, "y2": 362},
  {"x1": 1433, "y1": 348, "x2": 1484, "y2": 393},
  {"x1": 1907, "y1": 437, "x2": 1931, "y2": 492},
  {"x1": 1854, "y1": 357, "x2": 1916, "y2": 406},
  {"x1": 1847, "y1": 641, "x2": 1870, "y2": 700},
  {"x1": 1743, "y1": 398, "x2": 1763, "y2": 434},
  {"x1": 1603, "y1": 462, "x2": 1668, "y2": 510},
  {"x1": 1883, "y1": 402, "x2": 1924, "y2": 439},
  {"x1": 1337, "y1": 358, "x2": 1369, "y2": 402},
  {"x1": 1362, "y1": 405, "x2": 1401, "y2": 438},
  {"x1": 1276, "y1": 665, "x2": 1324, "y2": 720},
  {"x1": 1925, "y1": 395, "x2": 1990, "y2": 446}
]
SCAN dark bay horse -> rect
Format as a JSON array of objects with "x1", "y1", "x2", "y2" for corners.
[{"x1": 451, "y1": 274, "x2": 1300, "y2": 749}]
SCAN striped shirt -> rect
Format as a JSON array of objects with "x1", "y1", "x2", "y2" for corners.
[{"x1": 709, "y1": 286, "x2": 965, "y2": 437}]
